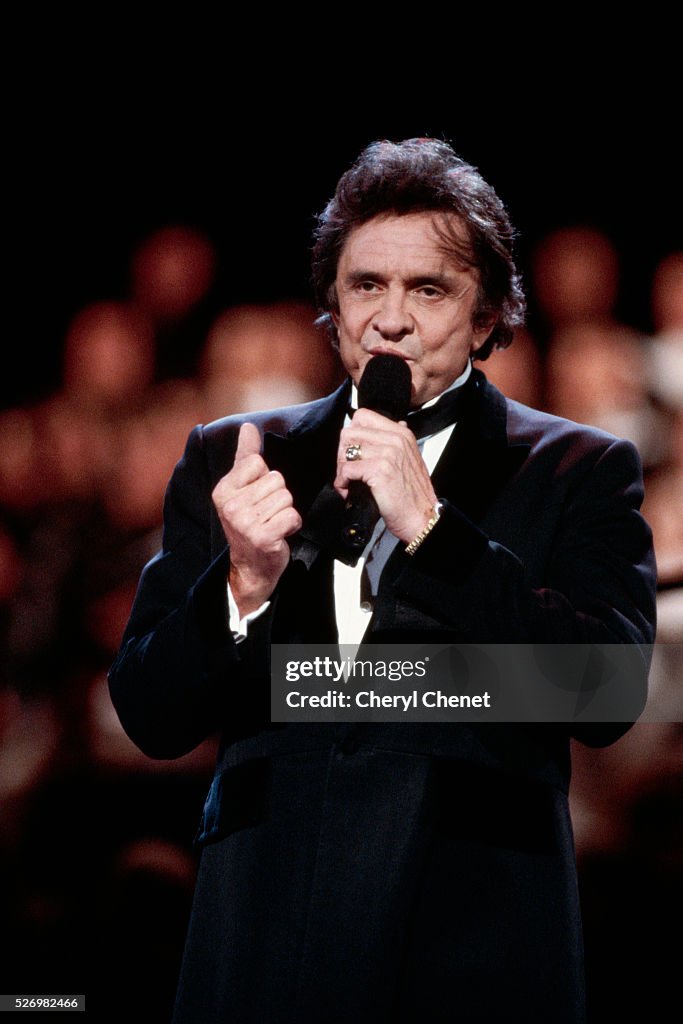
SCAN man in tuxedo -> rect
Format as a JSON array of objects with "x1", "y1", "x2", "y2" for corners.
[{"x1": 109, "y1": 140, "x2": 656, "y2": 1023}]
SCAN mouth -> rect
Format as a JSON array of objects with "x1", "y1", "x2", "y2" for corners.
[{"x1": 366, "y1": 347, "x2": 411, "y2": 362}]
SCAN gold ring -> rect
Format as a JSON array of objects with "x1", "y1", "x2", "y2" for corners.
[{"x1": 345, "y1": 443, "x2": 362, "y2": 462}]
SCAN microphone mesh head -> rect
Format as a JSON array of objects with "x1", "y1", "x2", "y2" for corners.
[{"x1": 357, "y1": 354, "x2": 412, "y2": 421}]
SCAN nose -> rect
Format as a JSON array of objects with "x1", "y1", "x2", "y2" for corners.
[{"x1": 372, "y1": 287, "x2": 414, "y2": 341}]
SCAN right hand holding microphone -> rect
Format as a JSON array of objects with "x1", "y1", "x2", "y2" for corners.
[
  {"x1": 333, "y1": 353, "x2": 436, "y2": 551},
  {"x1": 334, "y1": 409, "x2": 438, "y2": 546},
  {"x1": 212, "y1": 422, "x2": 302, "y2": 616}
]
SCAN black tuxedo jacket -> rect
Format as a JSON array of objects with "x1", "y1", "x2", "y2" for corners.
[{"x1": 109, "y1": 371, "x2": 656, "y2": 1024}]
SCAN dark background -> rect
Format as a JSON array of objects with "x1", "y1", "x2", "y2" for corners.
[
  {"x1": 3, "y1": 63, "x2": 680, "y2": 1021},
  {"x1": 7, "y1": 80, "x2": 681, "y2": 407}
]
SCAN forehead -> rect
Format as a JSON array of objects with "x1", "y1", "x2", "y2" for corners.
[{"x1": 337, "y1": 211, "x2": 472, "y2": 275}]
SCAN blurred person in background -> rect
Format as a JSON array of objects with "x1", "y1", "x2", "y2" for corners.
[
  {"x1": 642, "y1": 410, "x2": 683, "y2": 586},
  {"x1": 538, "y1": 227, "x2": 662, "y2": 466},
  {"x1": 132, "y1": 226, "x2": 216, "y2": 323},
  {"x1": 101, "y1": 379, "x2": 204, "y2": 536},
  {"x1": 650, "y1": 251, "x2": 683, "y2": 344},
  {"x1": 644, "y1": 251, "x2": 683, "y2": 586},
  {"x1": 533, "y1": 226, "x2": 620, "y2": 329},
  {"x1": 479, "y1": 325, "x2": 541, "y2": 407},
  {"x1": 1, "y1": 300, "x2": 157, "y2": 516},
  {"x1": 131, "y1": 225, "x2": 217, "y2": 380},
  {"x1": 0, "y1": 408, "x2": 50, "y2": 516},
  {"x1": 545, "y1": 321, "x2": 660, "y2": 461},
  {"x1": 200, "y1": 300, "x2": 342, "y2": 420},
  {"x1": 2, "y1": 300, "x2": 158, "y2": 696}
]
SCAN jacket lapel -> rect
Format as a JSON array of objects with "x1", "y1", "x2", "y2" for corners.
[
  {"x1": 430, "y1": 370, "x2": 531, "y2": 523},
  {"x1": 377, "y1": 371, "x2": 530, "y2": 597},
  {"x1": 262, "y1": 384, "x2": 348, "y2": 643},
  {"x1": 262, "y1": 380, "x2": 349, "y2": 538},
  {"x1": 262, "y1": 383, "x2": 349, "y2": 489}
]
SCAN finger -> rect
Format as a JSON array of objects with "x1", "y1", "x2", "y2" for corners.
[
  {"x1": 334, "y1": 458, "x2": 383, "y2": 494},
  {"x1": 338, "y1": 424, "x2": 414, "y2": 459},
  {"x1": 335, "y1": 458, "x2": 374, "y2": 486},
  {"x1": 221, "y1": 480, "x2": 297, "y2": 537},
  {"x1": 239, "y1": 469, "x2": 288, "y2": 504},
  {"x1": 253, "y1": 506, "x2": 303, "y2": 546},
  {"x1": 271, "y1": 503, "x2": 302, "y2": 536},
  {"x1": 336, "y1": 442, "x2": 403, "y2": 480},
  {"x1": 234, "y1": 422, "x2": 262, "y2": 463},
  {"x1": 251, "y1": 485, "x2": 296, "y2": 525},
  {"x1": 334, "y1": 453, "x2": 420, "y2": 491},
  {"x1": 350, "y1": 408, "x2": 414, "y2": 433},
  {"x1": 213, "y1": 454, "x2": 268, "y2": 503}
]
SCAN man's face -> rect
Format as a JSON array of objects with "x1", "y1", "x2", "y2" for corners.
[{"x1": 332, "y1": 212, "x2": 493, "y2": 408}]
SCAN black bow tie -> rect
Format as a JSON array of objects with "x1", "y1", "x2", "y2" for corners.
[{"x1": 349, "y1": 374, "x2": 474, "y2": 439}]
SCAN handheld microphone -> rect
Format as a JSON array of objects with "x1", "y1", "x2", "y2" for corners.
[{"x1": 341, "y1": 354, "x2": 412, "y2": 553}]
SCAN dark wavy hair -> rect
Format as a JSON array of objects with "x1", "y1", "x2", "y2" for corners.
[{"x1": 311, "y1": 138, "x2": 525, "y2": 360}]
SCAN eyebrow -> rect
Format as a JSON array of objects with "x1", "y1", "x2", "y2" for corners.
[{"x1": 344, "y1": 269, "x2": 459, "y2": 289}]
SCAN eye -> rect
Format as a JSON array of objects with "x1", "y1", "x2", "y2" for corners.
[
  {"x1": 416, "y1": 285, "x2": 443, "y2": 298},
  {"x1": 355, "y1": 280, "x2": 380, "y2": 293}
]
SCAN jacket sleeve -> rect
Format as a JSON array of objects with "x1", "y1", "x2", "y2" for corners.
[
  {"x1": 393, "y1": 439, "x2": 655, "y2": 641},
  {"x1": 108, "y1": 426, "x2": 271, "y2": 760},
  {"x1": 386, "y1": 436, "x2": 657, "y2": 744}
]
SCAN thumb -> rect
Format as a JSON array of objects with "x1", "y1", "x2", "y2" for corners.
[{"x1": 234, "y1": 422, "x2": 262, "y2": 462}]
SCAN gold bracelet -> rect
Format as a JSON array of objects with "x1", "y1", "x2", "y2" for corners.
[{"x1": 405, "y1": 502, "x2": 443, "y2": 556}]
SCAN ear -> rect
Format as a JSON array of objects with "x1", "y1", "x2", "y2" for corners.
[{"x1": 470, "y1": 316, "x2": 497, "y2": 354}]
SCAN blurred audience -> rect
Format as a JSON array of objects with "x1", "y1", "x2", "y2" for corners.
[
  {"x1": 0, "y1": 222, "x2": 679, "y2": 1021},
  {"x1": 537, "y1": 227, "x2": 664, "y2": 466}
]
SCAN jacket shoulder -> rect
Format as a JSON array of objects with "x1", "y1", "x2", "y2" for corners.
[{"x1": 504, "y1": 396, "x2": 638, "y2": 460}]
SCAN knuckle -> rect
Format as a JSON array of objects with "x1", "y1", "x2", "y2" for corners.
[
  {"x1": 222, "y1": 496, "x2": 243, "y2": 520},
  {"x1": 247, "y1": 453, "x2": 265, "y2": 471},
  {"x1": 212, "y1": 476, "x2": 232, "y2": 500}
]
